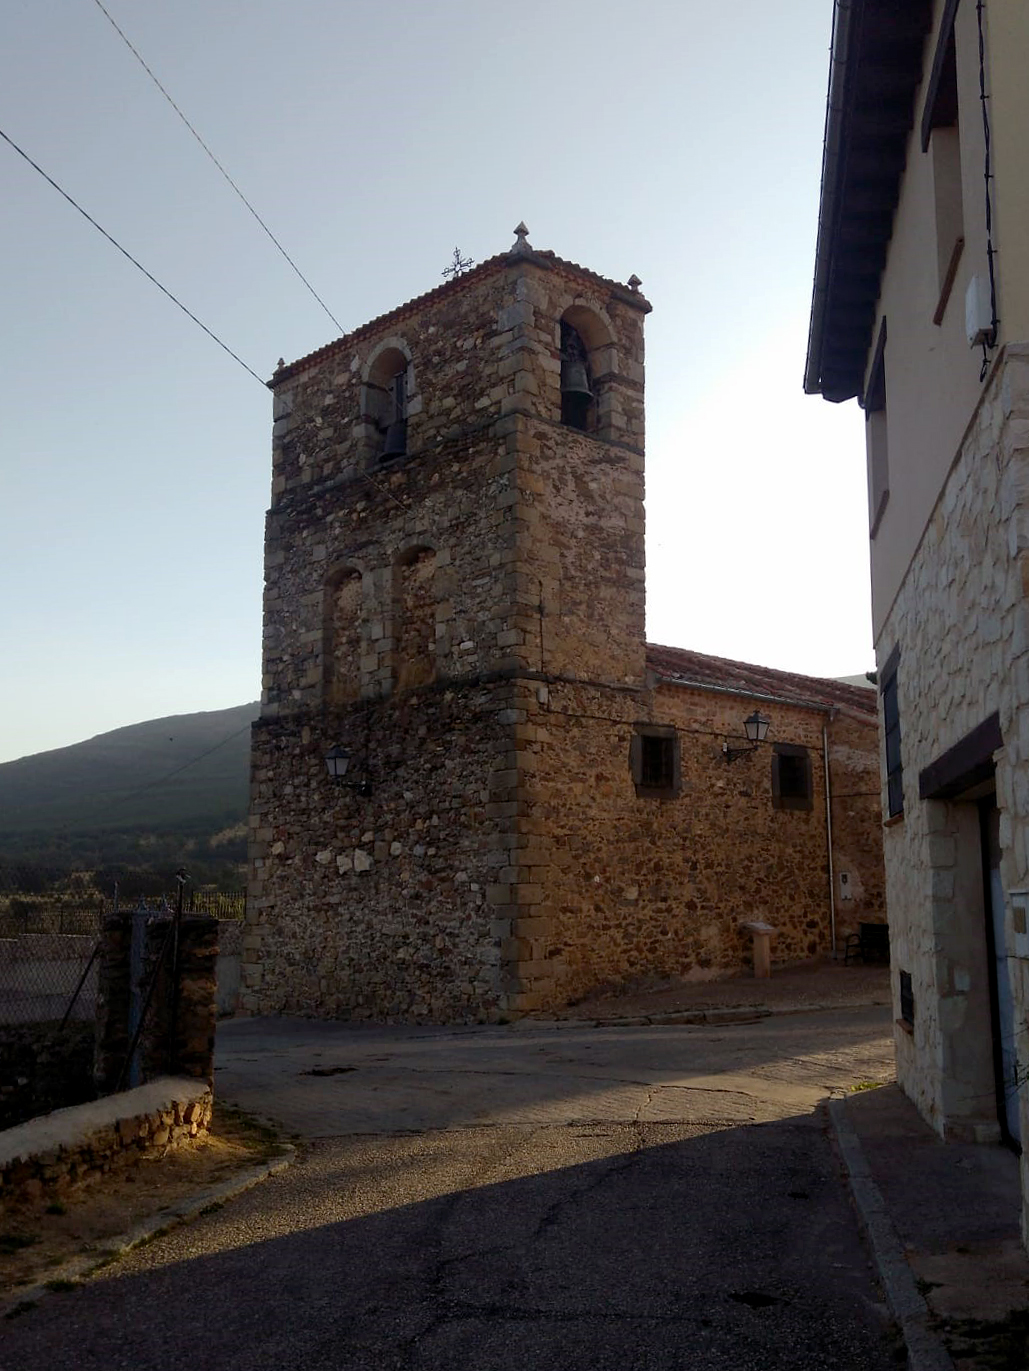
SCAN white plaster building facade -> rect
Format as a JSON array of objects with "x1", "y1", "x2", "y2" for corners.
[{"x1": 806, "y1": 0, "x2": 1029, "y2": 1246}]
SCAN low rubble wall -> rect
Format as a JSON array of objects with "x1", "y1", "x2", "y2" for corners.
[{"x1": 0, "y1": 1077, "x2": 212, "y2": 1210}]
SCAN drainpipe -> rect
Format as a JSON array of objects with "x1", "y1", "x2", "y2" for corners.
[{"x1": 824, "y1": 714, "x2": 838, "y2": 958}]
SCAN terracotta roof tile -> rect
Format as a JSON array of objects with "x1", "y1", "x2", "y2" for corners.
[{"x1": 645, "y1": 643, "x2": 877, "y2": 716}]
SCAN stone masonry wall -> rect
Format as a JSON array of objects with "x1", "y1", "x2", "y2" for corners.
[
  {"x1": 499, "y1": 678, "x2": 882, "y2": 1012},
  {"x1": 261, "y1": 251, "x2": 647, "y2": 721},
  {"x1": 245, "y1": 682, "x2": 516, "y2": 1021},
  {"x1": 94, "y1": 914, "x2": 218, "y2": 1094},
  {"x1": 248, "y1": 243, "x2": 887, "y2": 1025},
  {"x1": 827, "y1": 709, "x2": 887, "y2": 944},
  {"x1": 518, "y1": 417, "x2": 645, "y2": 685},
  {"x1": 1, "y1": 1082, "x2": 212, "y2": 1211},
  {"x1": 248, "y1": 244, "x2": 650, "y2": 1022},
  {"x1": 875, "y1": 346, "x2": 1029, "y2": 1234}
]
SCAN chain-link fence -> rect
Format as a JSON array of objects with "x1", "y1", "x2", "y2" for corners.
[
  {"x1": 0, "y1": 866, "x2": 244, "y2": 1027},
  {"x1": 1, "y1": 867, "x2": 244, "y2": 1128}
]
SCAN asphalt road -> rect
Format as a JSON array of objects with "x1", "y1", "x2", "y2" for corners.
[{"x1": 0, "y1": 1007, "x2": 898, "y2": 1371}]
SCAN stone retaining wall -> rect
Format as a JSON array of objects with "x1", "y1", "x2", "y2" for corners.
[{"x1": 0, "y1": 1078, "x2": 212, "y2": 1211}]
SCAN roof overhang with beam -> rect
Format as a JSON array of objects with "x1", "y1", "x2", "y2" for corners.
[{"x1": 804, "y1": 0, "x2": 934, "y2": 403}]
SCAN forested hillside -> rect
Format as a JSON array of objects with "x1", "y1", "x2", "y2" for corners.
[{"x1": 0, "y1": 703, "x2": 257, "y2": 882}]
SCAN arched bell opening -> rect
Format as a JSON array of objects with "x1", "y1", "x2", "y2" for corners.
[
  {"x1": 558, "y1": 305, "x2": 616, "y2": 436},
  {"x1": 362, "y1": 342, "x2": 414, "y2": 461},
  {"x1": 560, "y1": 319, "x2": 593, "y2": 431}
]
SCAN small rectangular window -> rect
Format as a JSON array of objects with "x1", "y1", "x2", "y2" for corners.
[
  {"x1": 881, "y1": 647, "x2": 904, "y2": 818},
  {"x1": 899, "y1": 969, "x2": 915, "y2": 1027},
  {"x1": 631, "y1": 725, "x2": 681, "y2": 799},
  {"x1": 772, "y1": 744, "x2": 813, "y2": 812},
  {"x1": 641, "y1": 734, "x2": 672, "y2": 788}
]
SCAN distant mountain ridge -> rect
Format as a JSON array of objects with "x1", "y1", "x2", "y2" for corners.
[{"x1": 0, "y1": 704, "x2": 258, "y2": 874}]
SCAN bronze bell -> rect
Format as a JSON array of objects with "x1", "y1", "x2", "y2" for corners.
[
  {"x1": 382, "y1": 418, "x2": 407, "y2": 458},
  {"x1": 560, "y1": 357, "x2": 593, "y2": 399}
]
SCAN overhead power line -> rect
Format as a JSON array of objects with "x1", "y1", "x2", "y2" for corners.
[
  {"x1": 93, "y1": 719, "x2": 256, "y2": 814},
  {"x1": 90, "y1": 0, "x2": 346, "y2": 335},
  {"x1": 0, "y1": 126, "x2": 266, "y2": 386}
]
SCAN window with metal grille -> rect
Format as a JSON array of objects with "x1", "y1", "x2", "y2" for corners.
[
  {"x1": 641, "y1": 735, "x2": 672, "y2": 788},
  {"x1": 772, "y1": 744, "x2": 813, "y2": 812},
  {"x1": 630, "y1": 725, "x2": 680, "y2": 799},
  {"x1": 881, "y1": 647, "x2": 903, "y2": 818}
]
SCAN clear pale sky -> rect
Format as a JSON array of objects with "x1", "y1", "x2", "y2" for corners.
[{"x1": 1, "y1": 0, "x2": 871, "y2": 765}]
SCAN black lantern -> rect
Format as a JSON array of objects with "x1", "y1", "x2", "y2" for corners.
[
  {"x1": 744, "y1": 711, "x2": 771, "y2": 744},
  {"x1": 325, "y1": 745, "x2": 351, "y2": 783},
  {"x1": 723, "y1": 712, "x2": 772, "y2": 763},
  {"x1": 324, "y1": 745, "x2": 372, "y2": 795}
]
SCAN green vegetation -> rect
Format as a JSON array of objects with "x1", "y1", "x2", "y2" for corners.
[{"x1": 0, "y1": 702, "x2": 257, "y2": 884}]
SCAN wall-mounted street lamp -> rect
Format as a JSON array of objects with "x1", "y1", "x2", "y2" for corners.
[
  {"x1": 325, "y1": 745, "x2": 372, "y2": 797},
  {"x1": 722, "y1": 711, "x2": 771, "y2": 764}
]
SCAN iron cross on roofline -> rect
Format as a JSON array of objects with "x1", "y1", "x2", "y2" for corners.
[{"x1": 442, "y1": 247, "x2": 474, "y2": 280}]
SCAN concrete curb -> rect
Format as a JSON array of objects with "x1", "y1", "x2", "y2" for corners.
[
  {"x1": 1, "y1": 1144, "x2": 295, "y2": 1319},
  {"x1": 828, "y1": 1098, "x2": 953, "y2": 1371}
]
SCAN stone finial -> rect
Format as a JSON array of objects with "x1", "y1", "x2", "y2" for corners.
[
  {"x1": 275, "y1": 357, "x2": 286, "y2": 371},
  {"x1": 627, "y1": 275, "x2": 642, "y2": 293},
  {"x1": 510, "y1": 222, "x2": 532, "y2": 256}
]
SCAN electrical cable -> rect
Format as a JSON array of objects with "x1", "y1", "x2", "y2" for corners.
[
  {"x1": 89, "y1": 0, "x2": 345, "y2": 336},
  {"x1": 93, "y1": 720, "x2": 255, "y2": 814},
  {"x1": 0, "y1": 125, "x2": 266, "y2": 386},
  {"x1": 976, "y1": 0, "x2": 998, "y2": 382}
]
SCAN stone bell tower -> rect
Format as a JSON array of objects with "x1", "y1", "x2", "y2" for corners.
[{"x1": 243, "y1": 226, "x2": 651, "y2": 1021}]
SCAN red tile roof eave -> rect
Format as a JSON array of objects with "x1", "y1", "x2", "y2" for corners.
[
  {"x1": 269, "y1": 249, "x2": 652, "y2": 386},
  {"x1": 644, "y1": 643, "x2": 877, "y2": 720}
]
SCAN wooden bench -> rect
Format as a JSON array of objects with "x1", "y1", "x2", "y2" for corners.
[{"x1": 740, "y1": 920, "x2": 777, "y2": 978}]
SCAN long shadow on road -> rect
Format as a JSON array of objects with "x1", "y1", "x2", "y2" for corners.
[{"x1": 1, "y1": 1109, "x2": 896, "y2": 1371}]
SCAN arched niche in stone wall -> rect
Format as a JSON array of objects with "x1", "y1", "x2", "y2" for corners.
[
  {"x1": 557, "y1": 302, "x2": 619, "y2": 438},
  {"x1": 323, "y1": 564, "x2": 365, "y2": 705},
  {"x1": 359, "y1": 338, "x2": 417, "y2": 461},
  {"x1": 394, "y1": 544, "x2": 437, "y2": 692}
]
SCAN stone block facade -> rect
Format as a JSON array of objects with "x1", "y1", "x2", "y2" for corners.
[
  {"x1": 875, "y1": 345, "x2": 1029, "y2": 1239},
  {"x1": 511, "y1": 674, "x2": 883, "y2": 1009},
  {"x1": 245, "y1": 230, "x2": 885, "y2": 1023}
]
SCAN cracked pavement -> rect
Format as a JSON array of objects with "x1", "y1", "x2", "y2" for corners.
[{"x1": 0, "y1": 1007, "x2": 898, "y2": 1370}]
